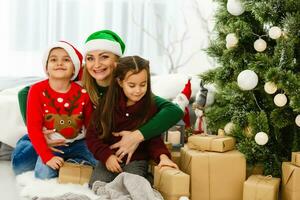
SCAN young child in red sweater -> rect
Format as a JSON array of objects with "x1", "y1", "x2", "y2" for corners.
[
  {"x1": 27, "y1": 41, "x2": 96, "y2": 179},
  {"x1": 86, "y1": 55, "x2": 178, "y2": 186}
]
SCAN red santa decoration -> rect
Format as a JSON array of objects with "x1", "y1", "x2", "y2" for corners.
[{"x1": 172, "y1": 78, "x2": 192, "y2": 127}]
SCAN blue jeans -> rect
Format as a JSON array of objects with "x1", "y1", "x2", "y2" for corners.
[
  {"x1": 11, "y1": 134, "x2": 97, "y2": 177},
  {"x1": 11, "y1": 134, "x2": 38, "y2": 175},
  {"x1": 34, "y1": 139, "x2": 97, "y2": 179}
]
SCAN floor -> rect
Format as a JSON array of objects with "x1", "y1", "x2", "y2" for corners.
[{"x1": 0, "y1": 161, "x2": 22, "y2": 200}]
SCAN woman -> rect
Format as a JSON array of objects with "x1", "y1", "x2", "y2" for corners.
[{"x1": 11, "y1": 30, "x2": 183, "y2": 174}]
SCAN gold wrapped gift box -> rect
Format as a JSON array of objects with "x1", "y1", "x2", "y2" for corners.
[
  {"x1": 153, "y1": 166, "x2": 190, "y2": 200},
  {"x1": 291, "y1": 152, "x2": 300, "y2": 167},
  {"x1": 243, "y1": 175, "x2": 280, "y2": 200},
  {"x1": 171, "y1": 151, "x2": 181, "y2": 168},
  {"x1": 180, "y1": 146, "x2": 246, "y2": 200},
  {"x1": 187, "y1": 134, "x2": 236, "y2": 152},
  {"x1": 282, "y1": 162, "x2": 300, "y2": 200},
  {"x1": 58, "y1": 162, "x2": 93, "y2": 185}
]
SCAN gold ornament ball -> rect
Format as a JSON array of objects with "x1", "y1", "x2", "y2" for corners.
[
  {"x1": 226, "y1": 33, "x2": 238, "y2": 48},
  {"x1": 255, "y1": 132, "x2": 268, "y2": 145},
  {"x1": 254, "y1": 38, "x2": 267, "y2": 52},
  {"x1": 264, "y1": 82, "x2": 277, "y2": 94},
  {"x1": 274, "y1": 93, "x2": 287, "y2": 107},
  {"x1": 269, "y1": 26, "x2": 282, "y2": 39},
  {"x1": 295, "y1": 115, "x2": 300, "y2": 127},
  {"x1": 224, "y1": 122, "x2": 235, "y2": 134}
]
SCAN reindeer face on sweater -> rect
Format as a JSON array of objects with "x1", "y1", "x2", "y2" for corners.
[
  {"x1": 45, "y1": 114, "x2": 83, "y2": 139},
  {"x1": 42, "y1": 89, "x2": 86, "y2": 139}
]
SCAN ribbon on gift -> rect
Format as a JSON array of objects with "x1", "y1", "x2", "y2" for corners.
[
  {"x1": 180, "y1": 147, "x2": 213, "y2": 200},
  {"x1": 291, "y1": 152, "x2": 300, "y2": 167},
  {"x1": 245, "y1": 175, "x2": 280, "y2": 200}
]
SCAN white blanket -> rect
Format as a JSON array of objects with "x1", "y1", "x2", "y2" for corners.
[
  {"x1": 17, "y1": 172, "x2": 163, "y2": 200},
  {"x1": 0, "y1": 85, "x2": 28, "y2": 147},
  {"x1": 16, "y1": 171, "x2": 98, "y2": 200}
]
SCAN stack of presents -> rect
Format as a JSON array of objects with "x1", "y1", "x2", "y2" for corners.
[
  {"x1": 153, "y1": 133, "x2": 300, "y2": 200},
  {"x1": 55, "y1": 131, "x2": 300, "y2": 200}
]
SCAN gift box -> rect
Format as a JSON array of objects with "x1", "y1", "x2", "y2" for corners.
[
  {"x1": 153, "y1": 166, "x2": 190, "y2": 200},
  {"x1": 291, "y1": 152, "x2": 300, "y2": 167},
  {"x1": 171, "y1": 151, "x2": 181, "y2": 168},
  {"x1": 187, "y1": 134, "x2": 235, "y2": 152},
  {"x1": 180, "y1": 146, "x2": 246, "y2": 200},
  {"x1": 282, "y1": 162, "x2": 300, "y2": 200},
  {"x1": 58, "y1": 162, "x2": 93, "y2": 185},
  {"x1": 243, "y1": 175, "x2": 280, "y2": 200},
  {"x1": 148, "y1": 159, "x2": 157, "y2": 175}
]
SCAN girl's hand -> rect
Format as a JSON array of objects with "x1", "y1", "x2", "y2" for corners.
[
  {"x1": 110, "y1": 130, "x2": 144, "y2": 164},
  {"x1": 43, "y1": 128, "x2": 68, "y2": 154},
  {"x1": 105, "y1": 155, "x2": 123, "y2": 173},
  {"x1": 46, "y1": 156, "x2": 64, "y2": 170},
  {"x1": 158, "y1": 154, "x2": 179, "y2": 170}
]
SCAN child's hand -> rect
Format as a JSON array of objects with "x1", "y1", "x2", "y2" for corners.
[
  {"x1": 105, "y1": 155, "x2": 123, "y2": 173},
  {"x1": 158, "y1": 154, "x2": 179, "y2": 170},
  {"x1": 46, "y1": 156, "x2": 64, "y2": 170}
]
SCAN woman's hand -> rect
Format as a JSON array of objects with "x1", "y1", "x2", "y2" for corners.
[
  {"x1": 157, "y1": 154, "x2": 179, "y2": 170},
  {"x1": 110, "y1": 130, "x2": 144, "y2": 164},
  {"x1": 105, "y1": 155, "x2": 123, "y2": 173},
  {"x1": 46, "y1": 156, "x2": 64, "y2": 170},
  {"x1": 42, "y1": 128, "x2": 68, "y2": 154}
]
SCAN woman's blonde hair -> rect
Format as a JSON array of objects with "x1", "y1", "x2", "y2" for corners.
[{"x1": 82, "y1": 65, "x2": 100, "y2": 106}]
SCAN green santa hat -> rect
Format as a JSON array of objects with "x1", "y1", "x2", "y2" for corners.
[{"x1": 83, "y1": 30, "x2": 125, "y2": 56}]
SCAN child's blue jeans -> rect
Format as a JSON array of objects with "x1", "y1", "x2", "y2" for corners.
[
  {"x1": 12, "y1": 134, "x2": 38, "y2": 175},
  {"x1": 11, "y1": 134, "x2": 97, "y2": 178},
  {"x1": 34, "y1": 138, "x2": 97, "y2": 179}
]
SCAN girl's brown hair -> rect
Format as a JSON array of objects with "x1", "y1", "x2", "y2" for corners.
[{"x1": 89, "y1": 56, "x2": 154, "y2": 140}]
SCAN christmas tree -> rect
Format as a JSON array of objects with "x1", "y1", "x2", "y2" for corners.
[{"x1": 201, "y1": 0, "x2": 300, "y2": 177}]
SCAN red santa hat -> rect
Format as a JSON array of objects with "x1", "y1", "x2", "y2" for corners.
[
  {"x1": 173, "y1": 79, "x2": 192, "y2": 127},
  {"x1": 43, "y1": 41, "x2": 83, "y2": 81},
  {"x1": 181, "y1": 79, "x2": 192, "y2": 100}
]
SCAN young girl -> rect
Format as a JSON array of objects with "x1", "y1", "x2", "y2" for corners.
[
  {"x1": 86, "y1": 56, "x2": 178, "y2": 184},
  {"x1": 27, "y1": 41, "x2": 96, "y2": 179}
]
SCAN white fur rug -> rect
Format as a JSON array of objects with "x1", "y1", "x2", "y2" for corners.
[{"x1": 16, "y1": 171, "x2": 98, "y2": 200}]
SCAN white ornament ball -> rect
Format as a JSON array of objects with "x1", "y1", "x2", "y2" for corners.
[
  {"x1": 254, "y1": 38, "x2": 267, "y2": 52},
  {"x1": 226, "y1": 33, "x2": 238, "y2": 48},
  {"x1": 269, "y1": 26, "x2": 282, "y2": 39},
  {"x1": 264, "y1": 82, "x2": 277, "y2": 94},
  {"x1": 237, "y1": 70, "x2": 258, "y2": 90},
  {"x1": 274, "y1": 93, "x2": 287, "y2": 107},
  {"x1": 296, "y1": 115, "x2": 300, "y2": 127},
  {"x1": 224, "y1": 122, "x2": 235, "y2": 134},
  {"x1": 255, "y1": 132, "x2": 269, "y2": 145},
  {"x1": 227, "y1": 0, "x2": 245, "y2": 16}
]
